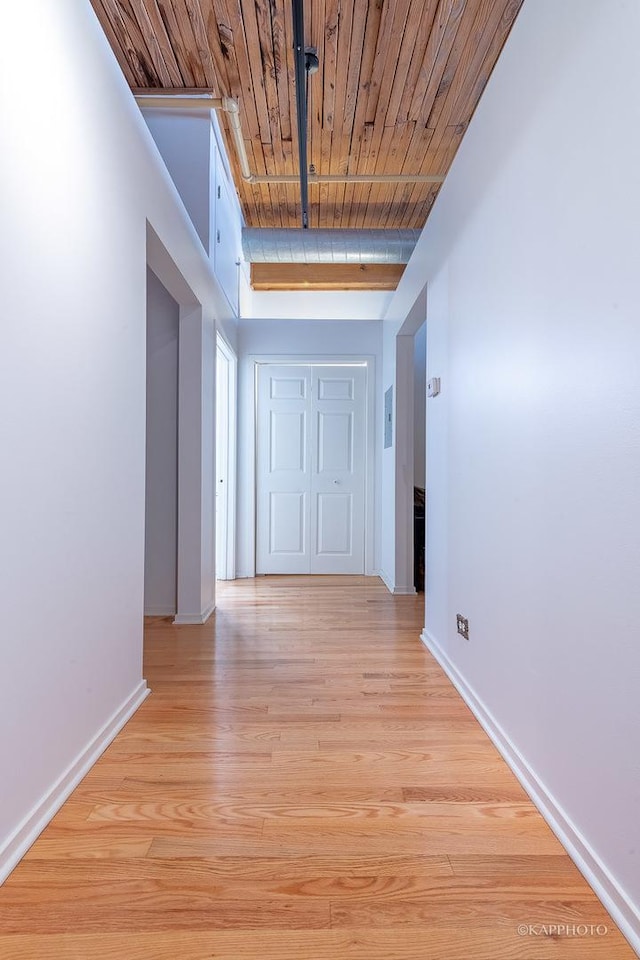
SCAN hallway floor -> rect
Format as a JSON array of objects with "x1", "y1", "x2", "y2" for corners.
[{"x1": 0, "y1": 577, "x2": 634, "y2": 958}]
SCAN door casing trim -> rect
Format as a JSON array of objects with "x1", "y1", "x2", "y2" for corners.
[
  {"x1": 245, "y1": 354, "x2": 376, "y2": 578},
  {"x1": 216, "y1": 332, "x2": 238, "y2": 580}
]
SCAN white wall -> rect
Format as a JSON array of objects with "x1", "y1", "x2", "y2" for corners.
[
  {"x1": 413, "y1": 322, "x2": 426, "y2": 489},
  {"x1": 380, "y1": 320, "x2": 401, "y2": 591},
  {"x1": 380, "y1": 290, "x2": 427, "y2": 594},
  {"x1": 423, "y1": 271, "x2": 449, "y2": 647},
  {"x1": 0, "y1": 0, "x2": 235, "y2": 879},
  {"x1": 236, "y1": 319, "x2": 383, "y2": 578},
  {"x1": 390, "y1": 0, "x2": 640, "y2": 947},
  {"x1": 143, "y1": 111, "x2": 243, "y2": 323},
  {"x1": 144, "y1": 268, "x2": 179, "y2": 615},
  {"x1": 244, "y1": 289, "x2": 394, "y2": 321},
  {"x1": 142, "y1": 110, "x2": 213, "y2": 253},
  {"x1": 213, "y1": 145, "x2": 243, "y2": 316}
]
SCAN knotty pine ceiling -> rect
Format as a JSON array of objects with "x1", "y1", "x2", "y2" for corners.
[{"x1": 91, "y1": 0, "x2": 523, "y2": 231}]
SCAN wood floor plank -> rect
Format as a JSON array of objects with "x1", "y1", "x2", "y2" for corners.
[
  {"x1": 0, "y1": 928, "x2": 628, "y2": 960},
  {"x1": 79, "y1": 780, "x2": 407, "y2": 805},
  {"x1": 329, "y1": 897, "x2": 617, "y2": 928},
  {"x1": 6, "y1": 854, "x2": 454, "y2": 883},
  {"x1": 259, "y1": 823, "x2": 563, "y2": 856},
  {"x1": 0, "y1": 577, "x2": 634, "y2": 959},
  {"x1": 0, "y1": 897, "x2": 330, "y2": 933},
  {"x1": 21, "y1": 837, "x2": 155, "y2": 861}
]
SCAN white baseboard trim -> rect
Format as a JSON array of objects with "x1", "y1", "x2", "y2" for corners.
[
  {"x1": 421, "y1": 629, "x2": 640, "y2": 957},
  {"x1": 173, "y1": 599, "x2": 216, "y2": 625},
  {"x1": 379, "y1": 570, "x2": 394, "y2": 594},
  {"x1": 144, "y1": 605, "x2": 176, "y2": 617},
  {"x1": 0, "y1": 680, "x2": 150, "y2": 884},
  {"x1": 379, "y1": 570, "x2": 416, "y2": 595}
]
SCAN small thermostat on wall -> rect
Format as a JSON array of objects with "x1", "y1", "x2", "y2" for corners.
[{"x1": 427, "y1": 377, "x2": 441, "y2": 398}]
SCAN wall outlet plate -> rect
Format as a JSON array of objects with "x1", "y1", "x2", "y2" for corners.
[{"x1": 456, "y1": 614, "x2": 469, "y2": 640}]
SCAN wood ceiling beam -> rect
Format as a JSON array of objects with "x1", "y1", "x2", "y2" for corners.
[{"x1": 250, "y1": 262, "x2": 405, "y2": 291}]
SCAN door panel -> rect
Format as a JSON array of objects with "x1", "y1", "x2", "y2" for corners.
[
  {"x1": 318, "y1": 377, "x2": 354, "y2": 400},
  {"x1": 316, "y1": 493, "x2": 352, "y2": 556},
  {"x1": 318, "y1": 411, "x2": 353, "y2": 473},
  {"x1": 270, "y1": 411, "x2": 306, "y2": 471},
  {"x1": 257, "y1": 363, "x2": 366, "y2": 575},
  {"x1": 269, "y1": 492, "x2": 306, "y2": 555},
  {"x1": 270, "y1": 376, "x2": 307, "y2": 399}
]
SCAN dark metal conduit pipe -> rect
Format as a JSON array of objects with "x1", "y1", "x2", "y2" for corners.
[{"x1": 292, "y1": 0, "x2": 309, "y2": 229}]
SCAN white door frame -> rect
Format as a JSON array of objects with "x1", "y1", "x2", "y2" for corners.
[
  {"x1": 244, "y1": 354, "x2": 376, "y2": 578},
  {"x1": 394, "y1": 334, "x2": 417, "y2": 594},
  {"x1": 216, "y1": 332, "x2": 237, "y2": 580},
  {"x1": 389, "y1": 285, "x2": 428, "y2": 596},
  {"x1": 146, "y1": 223, "x2": 216, "y2": 624}
]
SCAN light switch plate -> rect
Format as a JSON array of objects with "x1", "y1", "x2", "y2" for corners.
[{"x1": 427, "y1": 377, "x2": 441, "y2": 398}]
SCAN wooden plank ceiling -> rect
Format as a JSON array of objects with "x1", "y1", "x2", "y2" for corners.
[{"x1": 91, "y1": 1, "x2": 522, "y2": 288}]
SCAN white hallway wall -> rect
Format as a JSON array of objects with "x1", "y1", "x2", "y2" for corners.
[
  {"x1": 145, "y1": 269, "x2": 179, "y2": 616},
  {"x1": 380, "y1": 289, "x2": 427, "y2": 594},
  {"x1": 143, "y1": 111, "x2": 212, "y2": 253},
  {"x1": 245, "y1": 288, "x2": 393, "y2": 321},
  {"x1": 380, "y1": 319, "x2": 401, "y2": 591},
  {"x1": 236, "y1": 319, "x2": 383, "y2": 579},
  {"x1": 413, "y1": 322, "x2": 426, "y2": 490},
  {"x1": 0, "y1": 0, "x2": 234, "y2": 879},
  {"x1": 142, "y1": 110, "x2": 241, "y2": 343},
  {"x1": 388, "y1": 0, "x2": 640, "y2": 946}
]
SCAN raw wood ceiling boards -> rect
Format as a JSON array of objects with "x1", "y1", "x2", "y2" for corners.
[{"x1": 91, "y1": 0, "x2": 523, "y2": 232}]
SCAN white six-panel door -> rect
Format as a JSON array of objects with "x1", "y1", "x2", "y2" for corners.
[{"x1": 256, "y1": 364, "x2": 367, "y2": 575}]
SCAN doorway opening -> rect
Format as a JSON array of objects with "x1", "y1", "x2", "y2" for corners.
[
  {"x1": 391, "y1": 287, "x2": 427, "y2": 606},
  {"x1": 413, "y1": 320, "x2": 427, "y2": 594},
  {"x1": 216, "y1": 334, "x2": 237, "y2": 581},
  {"x1": 145, "y1": 223, "x2": 215, "y2": 624}
]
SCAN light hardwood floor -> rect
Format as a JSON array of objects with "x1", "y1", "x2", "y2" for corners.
[{"x1": 0, "y1": 577, "x2": 635, "y2": 959}]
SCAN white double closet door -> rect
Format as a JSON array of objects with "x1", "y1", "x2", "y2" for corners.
[{"x1": 256, "y1": 363, "x2": 367, "y2": 574}]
